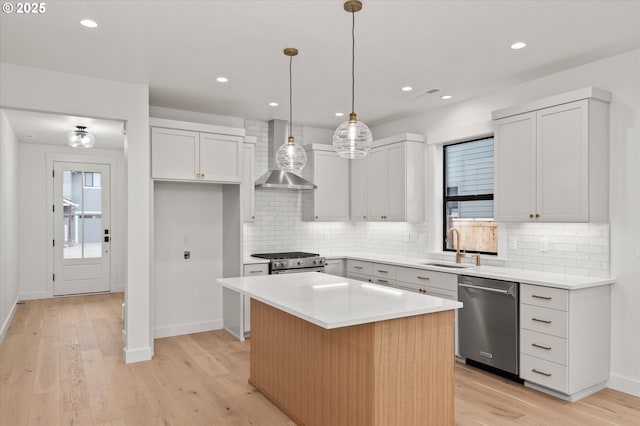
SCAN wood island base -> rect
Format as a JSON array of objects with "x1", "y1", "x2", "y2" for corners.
[{"x1": 249, "y1": 300, "x2": 455, "y2": 426}]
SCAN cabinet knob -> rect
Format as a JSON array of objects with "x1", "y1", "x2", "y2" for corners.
[
  {"x1": 201, "y1": 173, "x2": 205, "y2": 178},
  {"x1": 529, "y1": 213, "x2": 534, "y2": 219},
  {"x1": 363, "y1": 216, "x2": 367, "y2": 219},
  {"x1": 252, "y1": 215, "x2": 255, "y2": 219},
  {"x1": 315, "y1": 216, "x2": 318, "y2": 219},
  {"x1": 535, "y1": 213, "x2": 540, "y2": 218}
]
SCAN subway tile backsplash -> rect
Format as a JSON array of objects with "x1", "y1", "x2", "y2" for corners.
[{"x1": 243, "y1": 120, "x2": 610, "y2": 277}]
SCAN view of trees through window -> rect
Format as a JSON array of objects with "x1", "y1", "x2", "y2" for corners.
[{"x1": 443, "y1": 137, "x2": 497, "y2": 255}]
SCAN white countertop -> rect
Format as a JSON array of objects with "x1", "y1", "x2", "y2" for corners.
[
  {"x1": 243, "y1": 256, "x2": 270, "y2": 265},
  {"x1": 323, "y1": 252, "x2": 614, "y2": 290},
  {"x1": 217, "y1": 272, "x2": 462, "y2": 329}
]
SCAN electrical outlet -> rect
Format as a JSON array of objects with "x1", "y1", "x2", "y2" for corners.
[
  {"x1": 539, "y1": 238, "x2": 548, "y2": 253},
  {"x1": 184, "y1": 250, "x2": 191, "y2": 260},
  {"x1": 509, "y1": 236, "x2": 517, "y2": 250}
]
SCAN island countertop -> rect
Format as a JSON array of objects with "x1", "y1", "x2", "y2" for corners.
[{"x1": 217, "y1": 272, "x2": 462, "y2": 329}]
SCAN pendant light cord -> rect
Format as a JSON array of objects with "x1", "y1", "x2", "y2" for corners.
[
  {"x1": 351, "y1": 9, "x2": 355, "y2": 115},
  {"x1": 289, "y1": 54, "x2": 293, "y2": 142}
]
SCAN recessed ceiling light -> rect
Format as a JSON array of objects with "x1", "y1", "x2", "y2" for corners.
[
  {"x1": 335, "y1": 112, "x2": 344, "y2": 117},
  {"x1": 80, "y1": 19, "x2": 98, "y2": 28},
  {"x1": 268, "y1": 102, "x2": 279, "y2": 107},
  {"x1": 216, "y1": 76, "x2": 229, "y2": 83},
  {"x1": 441, "y1": 95, "x2": 453, "y2": 100},
  {"x1": 510, "y1": 41, "x2": 527, "y2": 50},
  {"x1": 23, "y1": 134, "x2": 35, "y2": 139},
  {"x1": 401, "y1": 86, "x2": 413, "y2": 92}
]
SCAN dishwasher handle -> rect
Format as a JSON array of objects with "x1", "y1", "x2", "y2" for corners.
[{"x1": 459, "y1": 283, "x2": 510, "y2": 295}]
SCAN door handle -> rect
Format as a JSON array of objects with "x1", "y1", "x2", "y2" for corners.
[{"x1": 459, "y1": 283, "x2": 509, "y2": 294}]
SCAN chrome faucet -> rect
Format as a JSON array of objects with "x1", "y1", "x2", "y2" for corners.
[{"x1": 445, "y1": 227, "x2": 465, "y2": 263}]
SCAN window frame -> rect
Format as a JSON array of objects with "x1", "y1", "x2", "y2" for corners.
[{"x1": 442, "y1": 137, "x2": 496, "y2": 255}]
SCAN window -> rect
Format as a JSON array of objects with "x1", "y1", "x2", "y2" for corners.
[
  {"x1": 443, "y1": 137, "x2": 497, "y2": 255},
  {"x1": 84, "y1": 172, "x2": 101, "y2": 188}
]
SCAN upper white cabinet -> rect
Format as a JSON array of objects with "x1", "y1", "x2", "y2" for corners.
[
  {"x1": 242, "y1": 136, "x2": 256, "y2": 221},
  {"x1": 150, "y1": 118, "x2": 244, "y2": 183},
  {"x1": 350, "y1": 133, "x2": 425, "y2": 222},
  {"x1": 493, "y1": 87, "x2": 611, "y2": 222},
  {"x1": 302, "y1": 144, "x2": 350, "y2": 221}
]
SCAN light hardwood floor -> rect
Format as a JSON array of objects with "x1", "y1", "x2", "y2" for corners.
[{"x1": 1, "y1": 293, "x2": 638, "y2": 426}]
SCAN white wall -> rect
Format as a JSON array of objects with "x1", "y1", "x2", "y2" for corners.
[
  {"x1": 153, "y1": 182, "x2": 224, "y2": 337},
  {"x1": 372, "y1": 48, "x2": 640, "y2": 396},
  {"x1": 0, "y1": 63, "x2": 151, "y2": 363},
  {"x1": 16, "y1": 143, "x2": 126, "y2": 299},
  {"x1": 0, "y1": 109, "x2": 20, "y2": 341}
]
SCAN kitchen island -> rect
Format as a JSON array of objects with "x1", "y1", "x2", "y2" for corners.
[{"x1": 217, "y1": 272, "x2": 462, "y2": 426}]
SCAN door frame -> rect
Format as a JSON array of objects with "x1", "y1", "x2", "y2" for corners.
[{"x1": 46, "y1": 152, "x2": 119, "y2": 297}]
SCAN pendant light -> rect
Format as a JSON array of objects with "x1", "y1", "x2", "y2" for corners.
[
  {"x1": 333, "y1": 0, "x2": 372, "y2": 159},
  {"x1": 275, "y1": 48, "x2": 307, "y2": 174},
  {"x1": 68, "y1": 125, "x2": 95, "y2": 149}
]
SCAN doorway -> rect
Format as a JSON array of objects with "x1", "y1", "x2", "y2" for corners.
[{"x1": 53, "y1": 162, "x2": 111, "y2": 296}]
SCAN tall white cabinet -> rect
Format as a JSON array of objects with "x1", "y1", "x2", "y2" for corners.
[
  {"x1": 350, "y1": 133, "x2": 425, "y2": 222},
  {"x1": 493, "y1": 87, "x2": 611, "y2": 222}
]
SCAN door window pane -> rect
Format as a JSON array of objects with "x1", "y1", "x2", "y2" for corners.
[{"x1": 62, "y1": 170, "x2": 102, "y2": 259}]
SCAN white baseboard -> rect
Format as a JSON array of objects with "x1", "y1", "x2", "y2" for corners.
[
  {"x1": 18, "y1": 291, "x2": 52, "y2": 301},
  {"x1": 608, "y1": 374, "x2": 640, "y2": 397},
  {"x1": 0, "y1": 298, "x2": 19, "y2": 344},
  {"x1": 154, "y1": 319, "x2": 223, "y2": 339},
  {"x1": 123, "y1": 346, "x2": 153, "y2": 364}
]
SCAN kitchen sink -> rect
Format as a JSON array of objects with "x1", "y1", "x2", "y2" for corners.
[{"x1": 420, "y1": 261, "x2": 473, "y2": 269}]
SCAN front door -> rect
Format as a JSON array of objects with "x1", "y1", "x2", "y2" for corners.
[{"x1": 53, "y1": 162, "x2": 110, "y2": 296}]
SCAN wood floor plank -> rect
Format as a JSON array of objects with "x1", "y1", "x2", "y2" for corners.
[{"x1": 1, "y1": 293, "x2": 639, "y2": 426}]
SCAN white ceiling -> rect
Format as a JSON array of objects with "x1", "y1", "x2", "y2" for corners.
[{"x1": 2, "y1": 0, "x2": 640, "y2": 135}]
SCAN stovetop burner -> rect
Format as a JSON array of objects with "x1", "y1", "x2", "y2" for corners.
[{"x1": 252, "y1": 251, "x2": 319, "y2": 260}]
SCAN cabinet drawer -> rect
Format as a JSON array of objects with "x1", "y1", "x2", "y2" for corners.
[
  {"x1": 521, "y1": 284, "x2": 568, "y2": 311},
  {"x1": 346, "y1": 260, "x2": 373, "y2": 275},
  {"x1": 370, "y1": 277, "x2": 396, "y2": 287},
  {"x1": 372, "y1": 263, "x2": 396, "y2": 279},
  {"x1": 521, "y1": 329, "x2": 568, "y2": 365},
  {"x1": 521, "y1": 354, "x2": 568, "y2": 393},
  {"x1": 346, "y1": 272, "x2": 371, "y2": 283},
  {"x1": 396, "y1": 281, "x2": 425, "y2": 294},
  {"x1": 396, "y1": 267, "x2": 457, "y2": 292},
  {"x1": 424, "y1": 287, "x2": 457, "y2": 301},
  {"x1": 243, "y1": 263, "x2": 269, "y2": 276},
  {"x1": 521, "y1": 304, "x2": 568, "y2": 338}
]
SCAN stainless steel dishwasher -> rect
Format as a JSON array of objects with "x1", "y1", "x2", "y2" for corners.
[{"x1": 458, "y1": 275, "x2": 519, "y2": 376}]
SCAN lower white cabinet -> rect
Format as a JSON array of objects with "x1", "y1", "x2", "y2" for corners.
[
  {"x1": 324, "y1": 258, "x2": 344, "y2": 277},
  {"x1": 222, "y1": 263, "x2": 268, "y2": 341},
  {"x1": 519, "y1": 283, "x2": 611, "y2": 401}
]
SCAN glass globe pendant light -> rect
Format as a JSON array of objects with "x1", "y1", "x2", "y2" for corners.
[
  {"x1": 276, "y1": 48, "x2": 307, "y2": 174},
  {"x1": 333, "y1": 0, "x2": 372, "y2": 159},
  {"x1": 68, "y1": 125, "x2": 95, "y2": 148}
]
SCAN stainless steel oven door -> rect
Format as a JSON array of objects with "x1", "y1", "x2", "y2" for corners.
[{"x1": 271, "y1": 266, "x2": 326, "y2": 274}]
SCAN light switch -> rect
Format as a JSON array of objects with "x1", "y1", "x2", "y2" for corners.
[
  {"x1": 184, "y1": 251, "x2": 191, "y2": 260},
  {"x1": 539, "y1": 238, "x2": 548, "y2": 253},
  {"x1": 508, "y1": 237, "x2": 517, "y2": 250}
]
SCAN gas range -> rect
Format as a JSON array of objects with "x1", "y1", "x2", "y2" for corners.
[{"x1": 251, "y1": 251, "x2": 326, "y2": 274}]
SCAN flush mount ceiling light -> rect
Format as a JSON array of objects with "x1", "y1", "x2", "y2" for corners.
[
  {"x1": 441, "y1": 94, "x2": 453, "y2": 100},
  {"x1": 333, "y1": 0, "x2": 372, "y2": 159},
  {"x1": 275, "y1": 48, "x2": 307, "y2": 174},
  {"x1": 268, "y1": 102, "x2": 279, "y2": 107},
  {"x1": 335, "y1": 112, "x2": 344, "y2": 117},
  {"x1": 68, "y1": 126, "x2": 95, "y2": 149},
  {"x1": 401, "y1": 86, "x2": 413, "y2": 92},
  {"x1": 216, "y1": 76, "x2": 229, "y2": 83},
  {"x1": 510, "y1": 41, "x2": 527, "y2": 50},
  {"x1": 80, "y1": 19, "x2": 98, "y2": 28}
]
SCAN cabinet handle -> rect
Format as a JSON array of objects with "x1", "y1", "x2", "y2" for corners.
[
  {"x1": 354, "y1": 266, "x2": 363, "y2": 270},
  {"x1": 531, "y1": 343, "x2": 552, "y2": 350},
  {"x1": 532, "y1": 317, "x2": 552, "y2": 324},
  {"x1": 417, "y1": 276, "x2": 430, "y2": 280},
  {"x1": 535, "y1": 213, "x2": 540, "y2": 218},
  {"x1": 531, "y1": 369, "x2": 552, "y2": 377},
  {"x1": 377, "y1": 279, "x2": 389, "y2": 284},
  {"x1": 529, "y1": 213, "x2": 534, "y2": 219},
  {"x1": 377, "y1": 270, "x2": 388, "y2": 274},
  {"x1": 532, "y1": 294, "x2": 552, "y2": 300},
  {"x1": 249, "y1": 270, "x2": 263, "y2": 274}
]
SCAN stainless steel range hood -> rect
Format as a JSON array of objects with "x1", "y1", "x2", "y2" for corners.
[{"x1": 255, "y1": 119, "x2": 316, "y2": 190}]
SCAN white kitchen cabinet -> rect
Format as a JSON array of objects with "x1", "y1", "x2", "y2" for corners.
[
  {"x1": 242, "y1": 137, "x2": 256, "y2": 221},
  {"x1": 223, "y1": 263, "x2": 269, "y2": 341},
  {"x1": 150, "y1": 119, "x2": 244, "y2": 183},
  {"x1": 493, "y1": 87, "x2": 611, "y2": 222},
  {"x1": 519, "y1": 283, "x2": 611, "y2": 401},
  {"x1": 324, "y1": 258, "x2": 344, "y2": 277},
  {"x1": 350, "y1": 134, "x2": 425, "y2": 222},
  {"x1": 302, "y1": 144, "x2": 349, "y2": 221}
]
